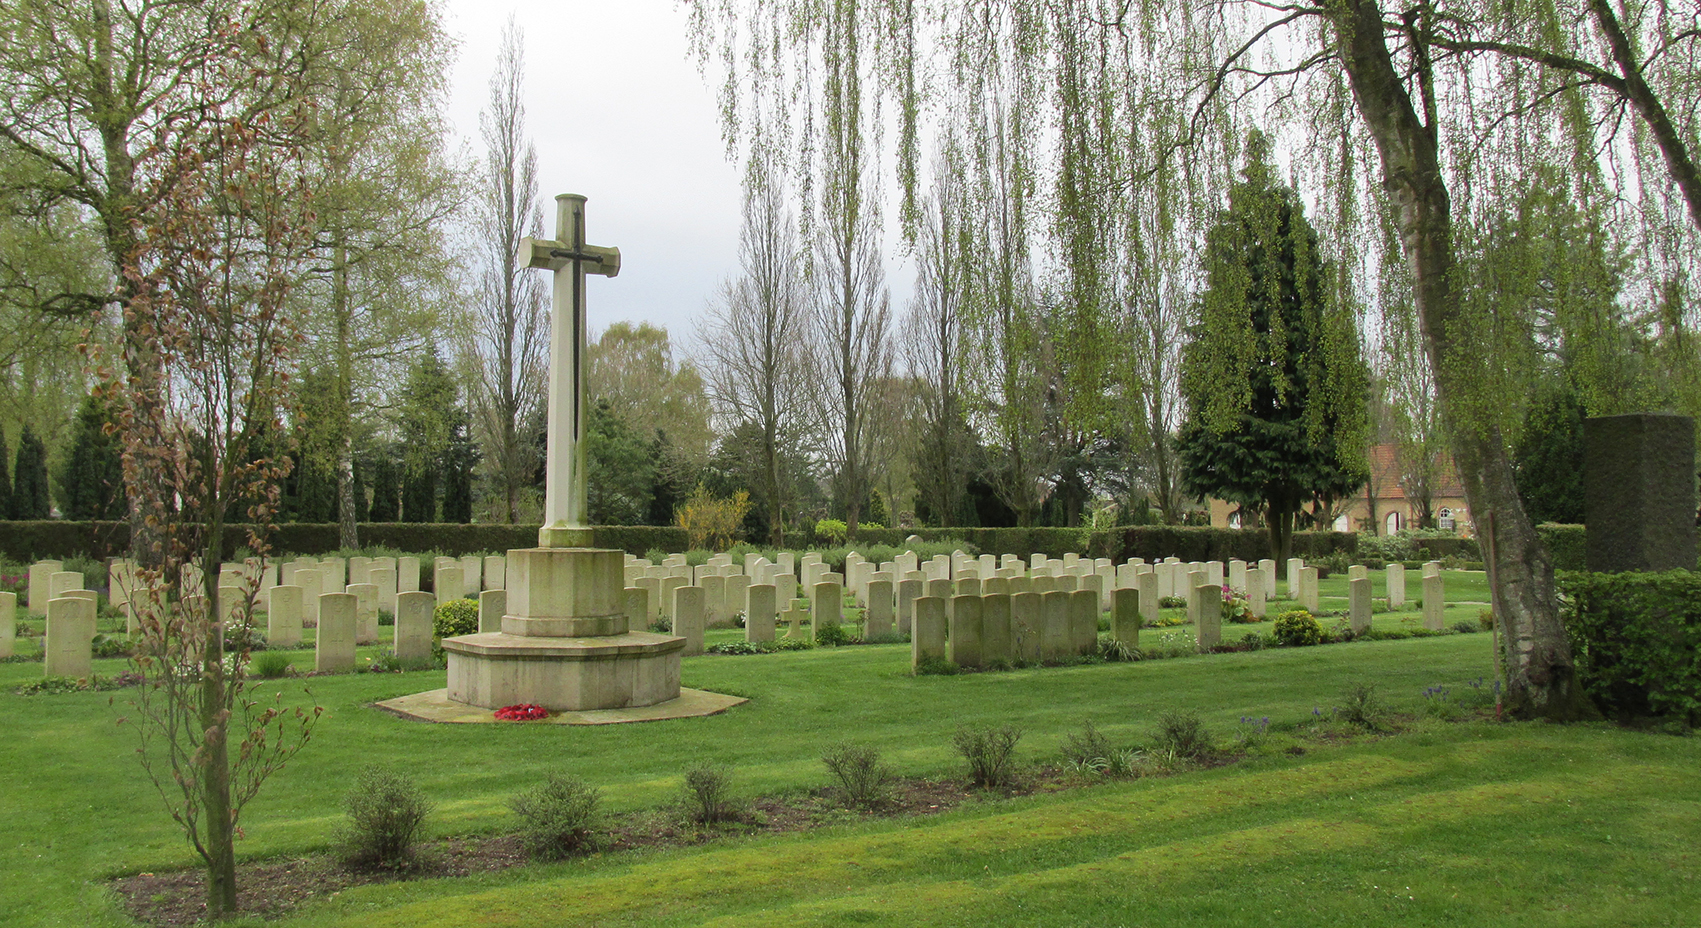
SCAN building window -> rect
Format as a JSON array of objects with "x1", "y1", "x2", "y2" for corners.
[
  {"x1": 1439, "y1": 508, "x2": 1455, "y2": 531},
  {"x1": 1333, "y1": 513, "x2": 1350, "y2": 532},
  {"x1": 1386, "y1": 511, "x2": 1402, "y2": 535}
]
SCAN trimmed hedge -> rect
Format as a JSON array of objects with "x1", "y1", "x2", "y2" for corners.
[
  {"x1": 2, "y1": 520, "x2": 1356, "y2": 563},
  {"x1": 1538, "y1": 523, "x2": 1587, "y2": 571},
  {"x1": 0, "y1": 521, "x2": 689, "y2": 560},
  {"x1": 844, "y1": 526, "x2": 1357, "y2": 563},
  {"x1": 1558, "y1": 569, "x2": 1701, "y2": 722}
]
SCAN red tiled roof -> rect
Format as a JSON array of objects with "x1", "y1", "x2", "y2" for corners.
[{"x1": 1364, "y1": 442, "x2": 1465, "y2": 501}]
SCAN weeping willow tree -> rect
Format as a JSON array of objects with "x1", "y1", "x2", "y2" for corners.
[{"x1": 691, "y1": 1, "x2": 1701, "y2": 718}]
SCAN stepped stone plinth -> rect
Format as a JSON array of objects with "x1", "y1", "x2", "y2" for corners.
[{"x1": 443, "y1": 547, "x2": 683, "y2": 712}]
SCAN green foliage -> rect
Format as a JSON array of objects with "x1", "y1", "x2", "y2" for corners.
[
  {"x1": 10, "y1": 425, "x2": 49, "y2": 519},
  {"x1": 90, "y1": 634, "x2": 131, "y2": 659},
  {"x1": 431, "y1": 598, "x2": 479, "y2": 659},
  {"x1": 914, "y1": 656, "x2": 959, "y2": 676},
  {"x1": 509, "y1": 773, "x2": 603, "y2": 860},
  {"x1": 251, "y1": 652, "x2": 292, "y2": 678},
  {"x1": 398, "y1": 350, "x2": 462, "y2": 524},
  {"x1": 441, "y1": 408, "x2": 477, "y2": 524},
  {"x1": 53, "y1": 395, "x2": 125, "y2": 520},
  {"x1": 1333, "y1": 682, "x2": 1390, "y2": 731},
  {"x1": 1511, "y1": 382, "x2": 1585, "y2": 524},
  {"x1": 1537, "y1": 523, "x2": 1587, "y2": 571},
  {"x1": 1152, "y1": 710, "x2": 1212, "y2": 759},
  {"x1": 815, "y1": 518, "x2": 848, "y2": 545},
  {"x1": 587, "y1": 399, "x2": 660, "y2": 526},
  {"x1": 0, "y1": 428, "x2": 11, "y2": 519},
  {"x1": 1272, "y1": 610, "x2": 1322, "y2": 647},
  {"x1": 1177, "y1": 134, "x2": 1368, "y2": 564},
  {"x1": 366, "y1": 452, "x2": 401, "y2": 523},
  {"x1": 1059, "y1": 720, "x2": 1113, "y2": 768},
  {"x1": 815, "y1": 621, "x2": 851, "y2": 647},
  {"x1": 1559, "y1": 570, "x2": 1701, "y2": 721},
  {"x1": 820, "y1": 742, "x2": 895, "y2": 810},
  {"x1": 953, "y1": 725, "x2": 1021, "y2": 788},
  {"x1": 340, "y1": 765, "x2": 431, "y2": 871},
  {"x1": 1097, "y1": 637, "x2": 1139, "y2": 662},
  {"x1": 679, "y1": 763, "x2": 741, "y2": 825}
]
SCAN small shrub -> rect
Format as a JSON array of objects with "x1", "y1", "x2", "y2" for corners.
[
  {"x1": 815, "y1": 622, "x2": 851, "y2": 647},
  {"x1": 815, "y1": 518, "x2": 848, "y2": 545},
  {"x1": 378, "y1": 609, "x2": 395, "y2": 627},
  {"x1": 1152, "y1": 710, "x2": 1212, "y2": 759},
  {"x1": 1272, "y1": 610, "x2": 1322, "y2": 647},
  {"x1": 914, "y1": 656, "x2": 959, "y2": 676},
  {"x1": 432, "y1": 598, "x2": 480, "y2": 659},
  {"x1": 251, "y1": 651, "x2": 292, "y2": 678},
  {"x1": 1451, "y1": 619, "x2": 1480, "y2": 634},
  {"x1": 1060, "y1": 720, "x2": 1115, "y2": 771},
  {"x1": 510, "y1": 773, "x2": 602, "y2": 860},
  {"x1": 340, "y1": 765, "x2": 431, "y2": 870},
  {"x1": 1098, "y1": 637, "x2": 1139, "y2": 662},
  {"x1": 91, "y1": 634, "x2": 132, "y2": 659},
  {"x1": 953, "y1": 725, "x2": 1021, "y2": 788},
  {"x1": 680, "y1": 763, "x2": 740, "y2": 825},
  {"x1": 1334, "y1": 681, "x2": 1389, "y2": 731},
  {"x1": 821, "y1": 742, "x2": 895, "y2": 810},
  {"x1": 1158, "y1": 596, "x2": 1186, "y2": 609},
  {"x1": 1239, "y1": 632, "x2": 1267, "y2": 651},
  {"x1": 1478, "y1": 609, "x2": 1495, "y2": 630}
]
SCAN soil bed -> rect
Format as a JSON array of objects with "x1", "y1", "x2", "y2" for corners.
[{"x1": 112, "y1": 771, "x2": 1070, "y2": 927}]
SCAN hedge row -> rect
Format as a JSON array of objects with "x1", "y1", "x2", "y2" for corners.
[
  {"x1": 1537, "y1": 523, "x2": 1587, "y2": 571},
  {"x1": 840, "y1": 526, "x2": 1357, "y2": 563},
  {"x1": 0, "y1": 522, "x2": 689, "y2": 561},
  {"x1": 1558, "y1": 569, "x2": 1701, "y2": 722}
]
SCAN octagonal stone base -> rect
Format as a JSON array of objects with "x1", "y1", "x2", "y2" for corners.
[{"x1": 444, "y1": 631, "x2": 684, "y2": 711}]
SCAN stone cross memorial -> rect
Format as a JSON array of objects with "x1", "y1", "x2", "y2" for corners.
[
  {"x1": 403, "y1": 194, "x2": 724, "y2": 721},
  {"x1": 523, "y1": 194, "x2": 621, "y2": 549}
]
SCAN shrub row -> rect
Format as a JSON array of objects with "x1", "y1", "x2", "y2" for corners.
[
  {"x1": 0, "y1": 522, "x2": 689, "y2": 560},
  {"x1": 1558, "y1": 569, "x2": 1701, "y2": 723}
]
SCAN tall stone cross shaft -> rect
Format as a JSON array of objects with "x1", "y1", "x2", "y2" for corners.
[{"x1": 521, "y1": 194, "x2": 621, "y2": 548}]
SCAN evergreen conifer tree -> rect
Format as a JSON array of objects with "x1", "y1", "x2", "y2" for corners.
[
  {"x1": 12, "y1": 425, "x2": 51, "y2": 519},
  {"x1": 56, "y1": 395, "x2": 127, "y2": 520},
  {"x1": 367, "y1": 452, "x2": 400, "y2": 522},
  {"x1": 1176, "y1": 133, "x2": 1369, "y2": 567},
  {"x1": 0, "y1": 428, "x2": 12, "y2": 520},
  {"x1": 441, "y1": 410, "x2": 477, "y2": 524}
]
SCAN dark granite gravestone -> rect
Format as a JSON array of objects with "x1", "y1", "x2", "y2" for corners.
[{"x1": 1584, "y1": 413, "x2": 1697, "y2": 572}]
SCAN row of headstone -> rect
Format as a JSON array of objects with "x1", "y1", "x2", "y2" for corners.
[{"x1": 908, "y1": 587, "x2": 1148, "y2": 670}]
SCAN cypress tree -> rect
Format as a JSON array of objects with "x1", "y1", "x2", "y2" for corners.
[
  {"x1": 12, "y1": 425, "x2": 51, "y2": 519},
  {"x1": 368, "y1": 453, "x2": 400, "y2": 522},
  {"x1": 56, "y1": 395, "x2": 127, "y2": 520},
  {"x1": 441, "y1": 410, "x2": 477, "y2": 524},
  {"x1": 400, "y1": 462, "x2": 437, "y2": 522},
  {"x1": 0, "y1": 428, "x2": 11, "y2": 520}
]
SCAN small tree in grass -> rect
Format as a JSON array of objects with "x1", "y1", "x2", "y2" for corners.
[{"x1": 105, "y1": 23, "x2": 321, "y2": 918}]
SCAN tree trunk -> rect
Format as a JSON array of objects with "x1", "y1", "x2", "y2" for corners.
[
  {"x1": 1266, "y1": 492, "x2": 1296, "y2": 576},
  {"x1": 1333, "y1": 0, "x2": 1596, "y2": 720},
  {"x1": 333, "y1": 240, "x2": 359, "y2": 549},
  {"x1": 198, "y1": 520, "x2": 238, "y2": 916}
]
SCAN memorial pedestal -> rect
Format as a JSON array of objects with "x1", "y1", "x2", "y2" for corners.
[{"x1": 441, "y1": 547, "x2": 684, "y2": 711}]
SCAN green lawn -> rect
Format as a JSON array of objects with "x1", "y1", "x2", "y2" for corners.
[{"x1": 2, "y1": 570, "x2": 1695, "y2": 927}]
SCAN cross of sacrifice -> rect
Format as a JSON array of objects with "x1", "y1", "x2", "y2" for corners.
[{"x1": 521, "y1": 194, "x2": 621, "y2": 548}]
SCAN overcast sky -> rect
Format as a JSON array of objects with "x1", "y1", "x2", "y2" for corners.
[{"x1": 437, "y1": 0, "x2": 741, "y2": 346}]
